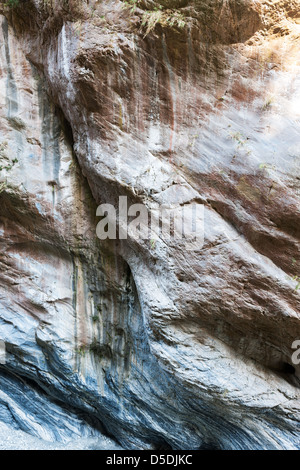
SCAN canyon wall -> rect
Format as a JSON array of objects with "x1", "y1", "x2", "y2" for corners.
[{"x1": 0, "y1": 0, "x2": 299, "y2": 449}]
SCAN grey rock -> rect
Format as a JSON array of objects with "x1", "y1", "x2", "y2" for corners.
[{"x1": 0, "y1": 0, "x2": 299, "y2": 450}]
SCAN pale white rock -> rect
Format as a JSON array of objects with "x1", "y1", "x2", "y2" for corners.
[{"x1": 0, "y1": 0, "x2": 299, "y2": 450}]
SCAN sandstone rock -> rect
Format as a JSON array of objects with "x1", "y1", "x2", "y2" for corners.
[{"x1": 0, "y1": 0, "x2": 299, "y2": 449}]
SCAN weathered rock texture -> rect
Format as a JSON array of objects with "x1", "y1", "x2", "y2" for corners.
[{"x1": 0, "y1": 0, "x2": 299, "y2": 449}]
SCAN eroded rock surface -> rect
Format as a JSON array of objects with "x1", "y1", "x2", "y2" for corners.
[{"x1": 0, "y1": 0, "x2": 299, "y2": 449}]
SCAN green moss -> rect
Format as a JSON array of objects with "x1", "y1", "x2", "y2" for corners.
[
  {"x1": 150, "y1": 238, "x2": 156, "y2": 249},
  {"x1": 5, "y1": 0, "x2": 19, "y2": 8},
  {"x1": 75, "y1": 346, "x2": 87, "y2": 357},
  {"x1": 122, "y1": 0, "x2": 138, "y2": 13},
  {"x1": 291, "y1": 275, "x2": 300, "y2": 291},
  {"x1": 0, "y1": 157, "x2": 18, "y2": 172}
]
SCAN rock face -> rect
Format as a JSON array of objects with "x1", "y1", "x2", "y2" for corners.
[{"x1": 0, "y1": 0, "x2": 299, "y2": 450}]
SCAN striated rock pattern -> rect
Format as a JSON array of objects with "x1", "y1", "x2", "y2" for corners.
[{"x1": 0, "y1": 0, "x2": 299, "y2": 449}]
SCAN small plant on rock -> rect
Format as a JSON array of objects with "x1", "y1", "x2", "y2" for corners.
[
  {"x1": 142, "y1": 8, "x2": 186, "y2": 36},
  {"x1": 5, "y1": 0, "x2": 19, "y2": 8},
  {"x1": 122, "y1": 0, "x2": 138, "y2": 13}
]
